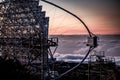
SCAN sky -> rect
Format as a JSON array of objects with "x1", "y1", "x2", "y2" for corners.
[
  {"x1": 0, "y1": 0, "x2": 120, "y2": 35},
  {"x1": 40, "y1": 0, "x2": 120, "y2": 35}
]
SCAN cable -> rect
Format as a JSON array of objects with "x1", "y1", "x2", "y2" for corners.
[
  {"x1": 55, "y1": 47, "x2": 94, "y2": 80},
  {"x1": 41, "y1": 0, "x2": 92, "y2": 37},
  {"x1": 40, "y1": 0, "x2": 97, "y2": 79}
]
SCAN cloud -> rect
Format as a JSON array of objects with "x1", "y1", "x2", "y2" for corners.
[
  {"x1": 54, "y1": 52, "x2": 88, "y2": 62},
  {"x1": 114, "y1": 57, "x2": 120, "y2": 66},
  {"x1": 73, "y1": 47, "x2": 89, "y2": 54},
  {"x1": 107, "y1": 45, "x2": 120, "y2": 56},
  {"x1": 50, "y1": 35, "x2": 120, "y2": 64},
  {"x1": 60, "y1": 55, "x2": 84, "y2": 60},
  {"x1": 53, "y1": 52, "x2": 120, "y2": 65}
]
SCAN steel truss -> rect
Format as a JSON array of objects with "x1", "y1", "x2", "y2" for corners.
[{"x1": 0, "y1": 0, "x2": 57, "y2": 80}]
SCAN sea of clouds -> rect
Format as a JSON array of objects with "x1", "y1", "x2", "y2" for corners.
[{"x1": 49, "y1": 35, "x2": 120, "y2": 65}]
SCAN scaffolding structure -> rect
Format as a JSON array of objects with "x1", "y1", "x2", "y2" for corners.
[
  {"x1": 88, "y1": 51, "x2": 116, "y2": 80},
  {"x1": 0, "y1": 0, "x2": 58, "y2": 80},
  {"x1": 0, "y1": 0, "x2": 101, "y2": 80}
]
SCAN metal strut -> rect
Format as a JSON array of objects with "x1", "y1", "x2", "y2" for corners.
[{"x1": 41, "y1": 0, "x2": 98, "y2": 80}]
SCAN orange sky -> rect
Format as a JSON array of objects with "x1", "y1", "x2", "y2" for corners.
[{"x1": 41, "y1": 0, "x2": 120, "y2": 35}]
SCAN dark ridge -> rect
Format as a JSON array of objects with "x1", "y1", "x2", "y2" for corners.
[
  {"x1": 0, "y1": 56, "x2": 36, "y2": 80},
  {"x1": 53, "y1": 61, "x2": 120, "y2": 80}
]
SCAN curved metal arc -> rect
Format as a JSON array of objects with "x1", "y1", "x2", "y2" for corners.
[
  {"x1": 55, "y1": 47, "x2": 94, "y2": 80},
  {"x1": 41, "y1": 0, "x2": 92, "y2": 37},
  {"x1": 40, "y1": 0, "x2": 97, "y2": 79}
]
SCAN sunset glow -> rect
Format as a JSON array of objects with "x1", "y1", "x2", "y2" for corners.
[{"x1": 41, "y1": 0, "x2": 120, "y2": 35}]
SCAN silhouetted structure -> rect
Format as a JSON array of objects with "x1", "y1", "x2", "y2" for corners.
[
  {"x1": 50, "y1": 51, "x2": 120, "y2": 80},
  {"x1": 0, "y1": 57, "x2": 37, "y2": 80},
  {"x1": 0, "y1": 0, "x2": 119, "y2": 80},
  {"x1": 0, "y1": 0, "x2": 51, "y2": 80}
]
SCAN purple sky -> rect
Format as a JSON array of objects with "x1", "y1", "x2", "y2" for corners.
[{"x1": 41, "y1": 0, "x2": 120, "y2": 34}]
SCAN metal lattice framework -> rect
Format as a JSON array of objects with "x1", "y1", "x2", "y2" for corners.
[
  {"x1": 0, "y1": 0, "x2": 52, "y2": 80},
  {"x1": 0, "y1": 0, "x2": 97, "y2": 80}
]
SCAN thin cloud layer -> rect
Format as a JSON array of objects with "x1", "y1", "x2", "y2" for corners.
[{"x1": 51, "y1": 35, "x2": 120, "y2": 65}]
